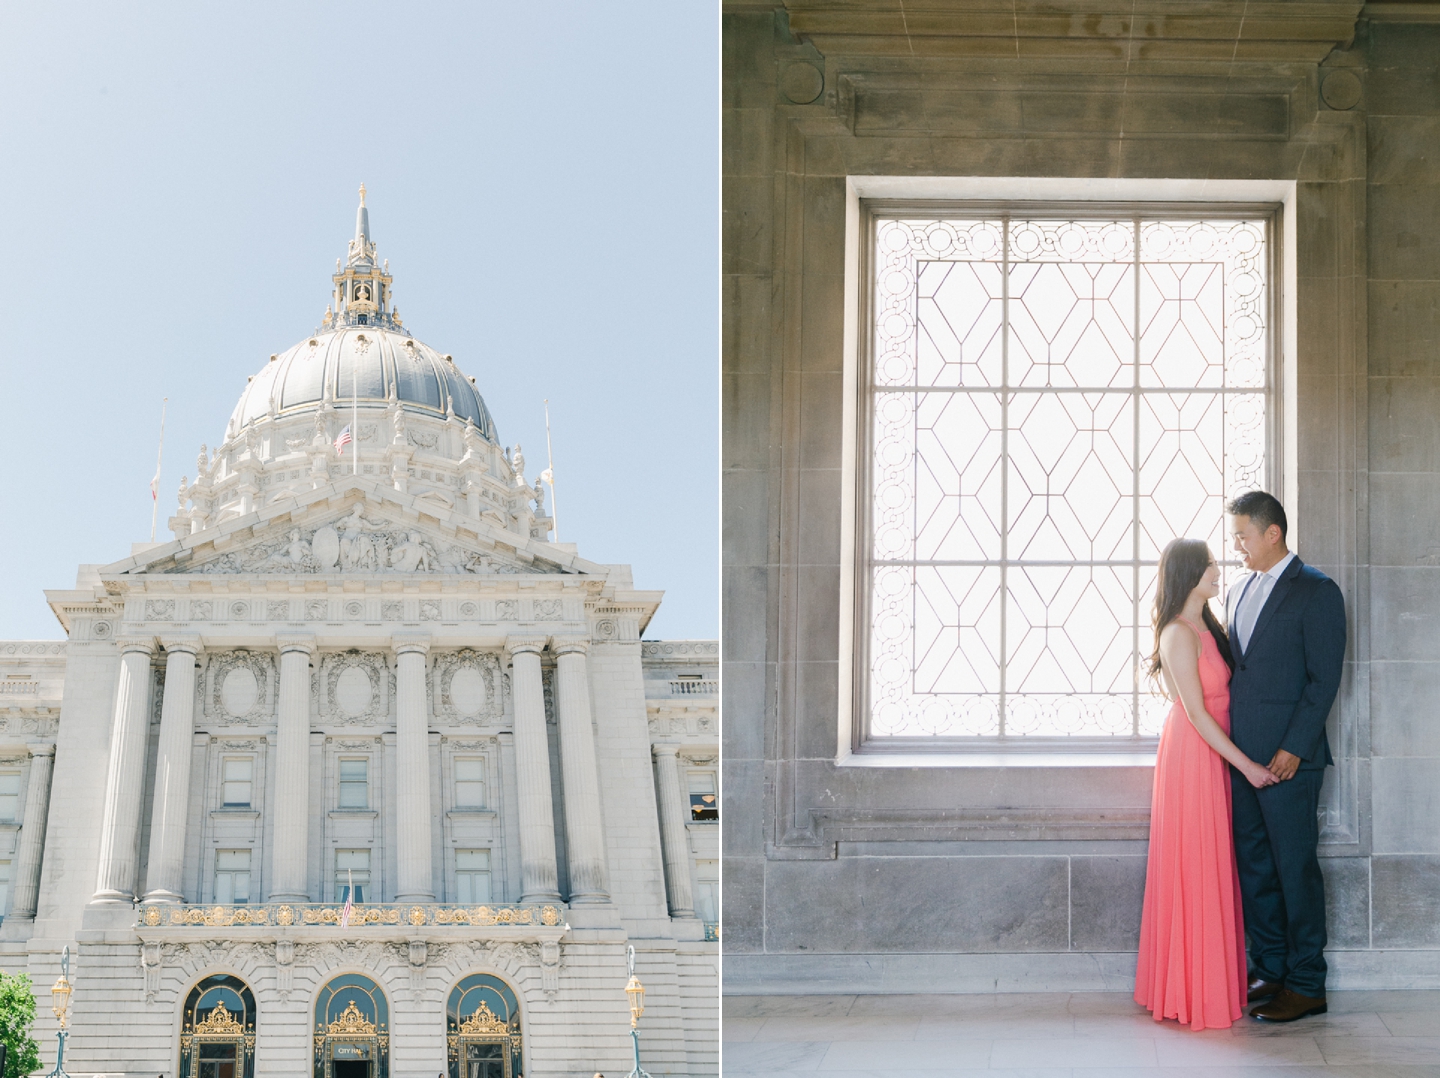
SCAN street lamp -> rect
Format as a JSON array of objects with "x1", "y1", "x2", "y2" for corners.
[
  {"x1": 48, "y1": 945, "x2": 72, "y2": 1078},
  {"x1": 623, "y1": 945, "x2": 651, "y2": 1078}
]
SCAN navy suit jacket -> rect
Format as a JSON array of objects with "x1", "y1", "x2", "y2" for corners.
[{"x1": 1225, "y1": 557, "x2": 1346, "y2": 771}]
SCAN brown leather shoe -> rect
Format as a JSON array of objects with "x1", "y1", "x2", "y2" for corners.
[
  {"x1": 1247, "y1": 977, "x2": 1283, "y2": 1003},
  {"x1": 1251, "y1": 987, "x2": 1327, "y2": 1022}
]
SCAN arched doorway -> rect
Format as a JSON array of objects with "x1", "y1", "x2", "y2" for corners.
[
  {"x1": 313, "y1": 973, "x2": 389, "y2": 1078},
  {"x1": 178, "y1": 974, "x2": 256, "y2": 1078},
  {"x1": 447, "y1": 974, "x2": 523, "y2": 1078}
]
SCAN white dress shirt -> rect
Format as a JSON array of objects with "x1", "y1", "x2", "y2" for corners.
[{"x1": 1232, "y1": 550, "x2": 1296, "y2": 654}]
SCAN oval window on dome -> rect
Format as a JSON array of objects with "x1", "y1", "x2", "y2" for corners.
[{"x1": 394, "y1": 345, "x2": 443, "y2": 410}]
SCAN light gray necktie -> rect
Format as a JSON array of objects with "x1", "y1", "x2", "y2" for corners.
[{"x1": 1235, "y1": 572, "x2": 1269, "y2": 653}]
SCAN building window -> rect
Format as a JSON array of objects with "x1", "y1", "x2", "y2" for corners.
[
  {"x1": 0, "y1": 772, "x2": 19, "y2": 821},
  {"x1": 688, "y1": 770, "x2": 718, "y2": 822},
  {"x1": 336, "y1": 849, "x2": 370, "y2": 903},
  {"x1": 221, "y1": 757, "x2": 253, "y2": 807},
  {"x1": 694, "y1": 860, "x2": 718, "y2": 923},
  {"x1": 453, "y1": 757, "x2": 486, "y2": 809},
  {"x1": 455, "y1": 849, "x2": 492, "y2": 904},
  {"x1": 338, "y1": 758, "x2": 368, "y2": 810},
  {"x1": 214, "y1": 849, "x2": 251, "y2": 904},
  {"x1": 861, "y1": 207, "x2": 1271, "y2": 741}
]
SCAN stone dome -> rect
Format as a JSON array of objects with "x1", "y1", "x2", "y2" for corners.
[
  {"x1": 228, "y1": 326, "x2": 498, "y2": 443},
  {"x1": 226, "y1": 183, "x2": 498, "y2": 443}
]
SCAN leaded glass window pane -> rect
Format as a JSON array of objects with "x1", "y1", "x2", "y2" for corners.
[{"x1": 866, "y1": 212, "x2": 1269, "y2": 739}]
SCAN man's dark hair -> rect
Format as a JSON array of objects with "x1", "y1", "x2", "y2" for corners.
[{"x1": 1227, "y1": 490, "x2": 1287, "y2": 540}]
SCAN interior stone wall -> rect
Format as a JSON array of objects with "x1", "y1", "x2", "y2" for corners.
[{"x1": 723, "y1": 6, "x2": 1440, "y2": 992}]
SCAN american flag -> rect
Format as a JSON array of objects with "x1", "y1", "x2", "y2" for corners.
[
  {"x1": 340, "y1": 868, "x2": 354, "y2": 929},
  {"x1": 333, "y1": 424, "x2": 353, "y2": 457}
]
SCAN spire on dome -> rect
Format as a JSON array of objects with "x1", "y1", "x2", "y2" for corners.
[{"x1": 333, "y1": 186, "x2": 397, "y2": 329}]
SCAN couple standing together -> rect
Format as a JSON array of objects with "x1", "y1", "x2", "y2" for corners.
[{"x1": 1134, "y1": 491, "x2": 1346, "y2": 1030}]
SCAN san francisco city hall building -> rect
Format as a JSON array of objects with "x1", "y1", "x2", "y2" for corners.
[{"x1": 0, "y1": 192, "x2": 719, "y2": 1077}]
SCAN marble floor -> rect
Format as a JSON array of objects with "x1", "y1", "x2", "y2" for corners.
[{"x1": 723, "y1": 991, "x2": 1440, "y2": 1076}]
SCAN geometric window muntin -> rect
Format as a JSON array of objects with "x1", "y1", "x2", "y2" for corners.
[
  {"x1": 447, "y1": 973, "x2": 523, "y2": 1078},
  {"x1": 864, "y1": 207, "x2": 1271, "y2": 740}
]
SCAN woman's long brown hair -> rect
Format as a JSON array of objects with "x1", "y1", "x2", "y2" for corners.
[{"x1": 1148, "y1": 537, "x2": 1235, "y2": 680}]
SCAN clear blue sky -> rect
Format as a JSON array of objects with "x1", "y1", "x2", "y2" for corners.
[{"x1": 0, "y1": 2, "x2": 718, "y2": 641}]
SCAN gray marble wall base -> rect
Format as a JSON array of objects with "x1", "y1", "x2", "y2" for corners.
[{"x1": 724, "y1": 950, "x2": 1440, "y2": 996}]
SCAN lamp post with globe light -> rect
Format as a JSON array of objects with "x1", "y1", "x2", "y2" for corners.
[
  {"x1": 623, "y1": 945, "x2": 651, "y2": 1078},
  {"x1": 48, "y1": 945, "x2": 72, "y2": 1078}
]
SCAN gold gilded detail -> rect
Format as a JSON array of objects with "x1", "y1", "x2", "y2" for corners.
[
  {"x1": 194, "y1": 1001, "x2": 245, "y2": 1036},
  {"x1": 326, "y1": 1000, "x2": 378, "y2": 1037},
  {"x1": 457, "y1": 1001, "x2": 508, "y2": 1036},
  {"x1": 138, "y1": 901, "x2": 559, "y2": 930}
]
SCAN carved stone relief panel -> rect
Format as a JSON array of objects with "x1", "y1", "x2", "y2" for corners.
[
  {"x1": 320, "y1": 651, "x2": 392, "y2": 726},
  {"x1": 191, "y1": 600, "x2": 213, "y2": 621},
  {"x1": 145, "y1": 599, "x2": 175, "y2": 621},
  {"x1": 207, "y1": 651, "x2": 276, "y2": 725},
  {"x1": 495, "y1": 600, "x2": 518, "y2": 621},
  {"x1": 533, "y1": 599, "x2": 562, "y2": 621},
  {"x1": 433, "y1": 650, "x2": 504, "y2": 725},
  {"x1": 382, "y1": 600, "x2": 403, "y2": 621},
  {"x1": 267, "y1": 599, "x2": 291, "y2": 620}
]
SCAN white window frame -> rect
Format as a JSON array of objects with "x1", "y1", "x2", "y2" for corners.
[
  {"x1": 213, "y1": 848, "x2": 252, "y2": 904},
  {"x1": 337, "y1": 757, "x2": 369, "y2": 811},
  {"x1": 454, "y1": 848, "x2": 492, "y2": 904},
  {"x1": 838, "y1": 177, "x2": 1298, "y2": 768},
  {"x1": 220, "y1": 756, "x2": 254, "y2": 808}
]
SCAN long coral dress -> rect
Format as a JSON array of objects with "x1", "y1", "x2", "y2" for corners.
[{"x1": 1134, "y1": 616, "x2": 1247, "y2": 1031}]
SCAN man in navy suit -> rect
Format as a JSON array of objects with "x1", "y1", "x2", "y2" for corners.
[{"x1": 1225, "y1": 491, "x2": 1346, "y2": 1022}]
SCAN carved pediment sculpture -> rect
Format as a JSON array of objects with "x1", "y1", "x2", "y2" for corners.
[{"x1": 179, "y1": 505, "x2": 545, "y2": 576}]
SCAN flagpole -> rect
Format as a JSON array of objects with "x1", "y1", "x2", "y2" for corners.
[
  {"x1": 149, "y1": 397, "x2": 168, "y2": 542},
  {"x1": 542, "y1": 399, "x2": 558, "y2": 543},
  {"x1": 352, "y1": 362, "x2": 359, "y2": 478}
]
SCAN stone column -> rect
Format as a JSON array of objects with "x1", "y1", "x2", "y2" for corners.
[
  {"x1": 8, "y1": 745, "x2": 55, "y2": 919},
  {"x1": 142, "y1": 638, "x2": 201, "y2": 902},
  {"x1": 506, "y1": 637, "x2": 560, "y2": 903},
  {"x1": 651, "y1": 744, "x2": 696, "y2": 918},
  {"x1": 92, "y1": 639, "x2": 156, "y2": 904},
  {"x1": 269, "y1": 637, "x2": 314, "y2": 901},
  {"x1": 552, "y1": 639, "x2": 611, "y2": 904},
  {"x1": 393, "y1": 636, "x2": 434, "y2": 901}
]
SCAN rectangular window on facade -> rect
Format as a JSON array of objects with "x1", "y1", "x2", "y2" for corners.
[
  {"x1": 336, "y1": 849, "x2": 370, "y2": 903},
  {"x1": 694, "y1": 860, "x2": 718, "y2": 923},
  {"x1": 0, "y1": 772, "x2": 19, "y2": 821},
  {"x1": 214, "y1": 849, "x2": 251, "y2": 904},
  {"x1": 860, "y1": 206, "x2": 1271, "y2": 743},
  {"x1": 455, "y1": 848, "x2": 492, "y2": 904},
  {"x1": 221, "y1": 757, "x2": 253, "y2": 807},
  {"x1": 688, "y1": 771, "x2": 718, "y2": 822},
  {"x1": 453, "y1": 757, "x2": 486, "y2": 809},
  {"x1": 338, "y1": 758, "x2": 369, "y2": 810}
]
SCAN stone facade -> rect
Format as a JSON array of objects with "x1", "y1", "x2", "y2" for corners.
[
  {"x1": 0, "y1": 195, "x2": 717, "y2": 1077},
  {"x1": 723, "y1": 4, "x2": 1440, "y2": 993}
]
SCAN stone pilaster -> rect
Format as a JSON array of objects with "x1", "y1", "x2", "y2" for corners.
[
  {"x1": 8, "y1": 745, "x2": 55, "y2": 919},
  {"x1": 553, "y1": 639, "x2": 611, "y2": 904},
  {"x1": 269, "y1": 637, "x2": 314, "y2": 901},
  {"x1": 394, "y1": 636, "x2": 434, "y2": 901},
  {"x1": 142, "y1": 637, "x2": 201, "y2": 902},
  {"x1": 506, "y1": 636, "x2": 560, "y2": 902},
  {"x1": 652, "y1": 744, "x2": 696, "y2": 918},
  {"x1": 91, "y1": 638, "x2": 156, "y2": 904}
]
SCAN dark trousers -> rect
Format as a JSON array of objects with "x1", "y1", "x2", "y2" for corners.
[{"x1": 1230, "y1": 768, "x2": 1327, "y2": 997}]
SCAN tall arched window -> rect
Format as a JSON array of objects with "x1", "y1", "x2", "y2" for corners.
[
  {"x1": 179, "y1": 974, "x2": 256, "y2": 1078},
  {"x1": 447, "y1": 974, "x2": 523, "y2": 1078},
  {"x1": 313, "y1": 973, "x2": 389, "y2": 1078}
]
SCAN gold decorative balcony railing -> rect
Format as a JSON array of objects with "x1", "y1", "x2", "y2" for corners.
[{"x1": 137, "y1": 902, "x2": 565, "y2": 929}]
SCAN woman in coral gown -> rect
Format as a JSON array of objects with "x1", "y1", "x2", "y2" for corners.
[{"x1": 1134, "y1": 538, "x2": 1279, "y2": 1030}]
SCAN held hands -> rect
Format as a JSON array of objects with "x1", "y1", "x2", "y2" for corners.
[
  {"x1": 1243, "y1": 760, "x2": 1280, "y2": 788},
  {"x1": 1267, "y1": 749, "x2": 1302, "y2": 782}
]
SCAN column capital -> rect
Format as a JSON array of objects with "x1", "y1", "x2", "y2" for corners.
[
  {"x1": 116, "y1": 636, "x2": 156, "y2": 656},
  {"x1": 28, "y1": 744, "x2": 56, "y2": 760},
  {"x1": 551, "y1": 636, "x2": 589, "y2": 658},
  {"x1": 159, "y1": 635, "x2": 202, "y2": 656},
  {"x1": 392, "y1": 633, "x2": 431, "y2": 657},
  {"x1": 504, "y1": 635, "x2": 549, "y2": 662},
  {"x1": 652, "y1": 742, "x2": 681, "y2": 758},
  {"x1": 276, "y1": 634, "x2": 317, "y2": 657}
]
